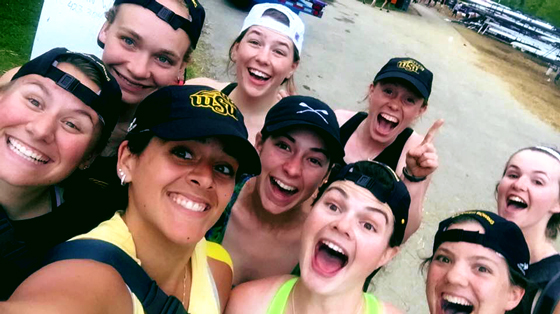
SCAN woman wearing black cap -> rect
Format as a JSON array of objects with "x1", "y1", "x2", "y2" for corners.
[
  {"x1": 0, "y1": 48, "x2": 122, "y2": 300},
  {"x1": 336, "y1": 57, "x2": 443, "y2": 241},
  {"x1": 206, "y1": 95, "x2": 345, "y2": 286},
  {"x1": 496, "y1": 146, "x2": 560, "y2": 314},
  {"x1": 1, "y1": 85, "x2": 261, "y2": 314},
  {"x1": 425, "y1": 210, "x2": 528, "y2": 314},
  {"x1": 225, "y1": 161, "x2": 410, "y2": 313}
]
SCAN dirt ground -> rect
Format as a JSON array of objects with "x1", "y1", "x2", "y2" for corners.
[{"x1": 194, "y1": 0, "x2": 560, "y2": 312}]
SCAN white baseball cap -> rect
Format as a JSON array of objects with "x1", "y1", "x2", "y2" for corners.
[{"x1": 240, "y1": 3, "x2": 305, "y2": 53}]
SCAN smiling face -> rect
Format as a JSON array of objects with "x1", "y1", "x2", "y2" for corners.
[
  {"x1": 231, "y1": 25, "x2": 298, "y2": 99},
  {"x1": 255, "y1": 128, "x2": 330, "y2": 215},
  {"x1": 0, "y1": 63, "x2": 102, "y2": 188},
  {"x1": 497, "y1": 150, "x2": 560, "y2": 235},
  {"x1": 98, "y1": 0, "x2": 191, "y2": 106},
  {"x1": 367, "y1": 79, "x2": 427, "y2": 145},
  {"x1": 426, "y1": 221, "x2": 524, "y2": 314},
  {"x1": 299, "y1": 180, "x2": 399, "y2": 295},
  {"x1": 121, "y1": 137, "x2": 238, "y2": 245}
]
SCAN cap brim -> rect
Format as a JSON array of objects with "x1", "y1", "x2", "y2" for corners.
[
  {"x1": 374, "y1": 71, "x2": 430, "y2": 99},
  {"x1": 265, "y1": 120, "x2": 345, "y2": 162},
  {"x1": 151, "y1": 118, "x2": 261, "y2": 177}
]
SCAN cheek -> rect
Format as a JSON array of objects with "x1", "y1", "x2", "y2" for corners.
[
  {"x1": 152, "y1": 66, "x2": 182, "y2": 87},
  {"x1": 57, "y1": 133, "x2": 94, "y2": 164}
]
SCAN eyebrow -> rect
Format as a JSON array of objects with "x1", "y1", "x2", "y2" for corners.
[
  {"x1": 365, "y1": 206, "x2": 389, "y2": 225},
  {"x1": 508, "y1": 164, "x2": 550, "y2": 178},
  {"x1": 325, "y1": 186, "x2": 389, "y2": 224},
  {"x1": 120, "y1": 27, "x2": 181, "y2": 60},
  {"x1": 26, "y1": 80, "x2": 51, "y2": 97},
  {"x1": 75, "y1": 109, "x2": 95, "y2": 124},
  {"x1": 280, "y1": 134, "x2": 329, "y2": 159},
  {"x1": 246, "y1": 28, "x2": 292, "y2": 49}
]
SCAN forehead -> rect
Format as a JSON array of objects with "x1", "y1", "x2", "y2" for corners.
[
  {"x1": 376, "y1": 79, "x2": 423, "y2": 98},
  {"x1": 325, "y1": 181, "x2": 393, "y2": 220},
  {"x1": 436, "y1": 240, "x2": 507, "y2": 268},
  {"x1": 509, "y1": 150, "x2": 560, "y2": 174},
  {"x1": 245, "y1": 25, "x2": 294, "y2": 46},
  {"x1": 269, "y1": 128, "x2": 327, "y2": 148}
]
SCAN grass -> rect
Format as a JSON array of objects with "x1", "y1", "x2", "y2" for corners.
[
  {"x1": 0, "y1": 0, "x2": 43, "y2": 74},
  {"x1": 454, "y1": 25, "x2": 560, "y2": 131}
]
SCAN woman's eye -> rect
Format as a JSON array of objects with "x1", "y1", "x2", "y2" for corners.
[
  {"x1": 27, "y1": 97, "x2": 41, "y2": 108},
  {"x1": 308, "y1": 158, "x2": 323, "y2": 167},
  {"x1": 476, "y1": 265, "x2": 491, "y2": 274},
  {"x1": 534, "y1": 179, "x2": 544, "y2": 186},
  {"x1": 275, "y1": 142, "x2": 290, "y2": 151},
  {"x1": 248, "y1": 39, "x2": 260, "y2": 46},
  {"x1": 64, "y1": 121, "x2": 80, "y2": 131},
  {"x1": 122, "y1": 37, "x2": 134, "y2": 46},
  {"x1": 215, "y1": 164, "x2": 235, "y2": 177},
  {"x1": 434, "y1": 254, "x2": 450, "y2": 263},
  {"x1": 506, "y1": 173, "x2": 519, "y2": 179},
  {"x1": 406, "y1": 97, "x2": 417, "y2": 105},
  {"x1": 383, "y1": 88, "x2": 393, "y2": 95},
  {"x1": 362, "y1": 222, "x2": 376, "y2": 232},
  {"x1": 156, "y1": 55, "x2": 172, "y2": 65},
  {"x1": 273, "y1": 49, "x2": 287, "y2": 56},
  {"x1": 327, "y1": 203, "x2": 339, "y2": 212},
  {"x1": 172, "y1": 148, "x2": 193, "y2": 160}
]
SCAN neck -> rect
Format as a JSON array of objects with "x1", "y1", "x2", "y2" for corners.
[
  {"x1": 0, "y1": 180, "x2": 52, "y2": 220},
  {"x1": 229, "y1": 86, "x2": 278, "y2": 116},
  {"x1": 241, "y1": 178, "x2": 308, "y2": 231},
  {"x1": 122, "y1": 208, "x2": 196, "y2": 302},
  {"x1": 292, "y1": 279, "x2": 364, "y2": 314},
  {"x1": 522, "y1": 223, "x2": 559, "y2": 264},
  {"x1": 353, "y1": 117, "x2": 384, "y2": 159}
]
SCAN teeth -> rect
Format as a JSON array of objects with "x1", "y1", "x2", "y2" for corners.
[
  {"x1": 171, "y1": 194, "x2": 207, "y2": 212},
  {"x1": 380, "y1": 113, "x2": 398, "y2": 123},
  {"x1": 8, "y1": 138, "x2": 49, "y2": 164},
  {"x1": 508, "y1": 196, "x2": 527, "y2": 205},
  {"x1": 273, "y1": 178, "x2": 296, "y2": 191},
  {"x1": 322, "y1": 240, "x2": 346, "y2": 255},
  {"x1": 443, "y1": 294, "x2": 472, "y2": 306},
  {"x1": 249, "y1": 68, "x2": 270, "y2": 79}
]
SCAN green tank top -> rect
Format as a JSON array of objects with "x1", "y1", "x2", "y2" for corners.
[{"x1": 267, "y1": 277, "x2": 383, "y2": 314}]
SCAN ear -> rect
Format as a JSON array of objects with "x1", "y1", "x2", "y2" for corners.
[
  {"x1": 418, "y1": 102, "x2": 428, "y2": 116},
  {"x1": 230, "y1": 42, "x2": 240, "y2": 63},
  {"x1": 287, "y1": 60, "x2": 300, "y2": 80},
  {"x1": 504, "y1": 285, "x2": 524, "y2": 311},
  {"x1": 98, "y1": 21, "x2": 110, "y2": 47},
  {"x1": 375, "y1": 246, "x2": 400, "y2": 269},
  {"x1": 117, "y1": 140, "x2": 137, "y2": 183},
  {"x1": 255, "y1": 132, "x2": 264, "y2": 155},
  {"x1": 369, "y1": 83, "x2": 375, "y2": 94}
]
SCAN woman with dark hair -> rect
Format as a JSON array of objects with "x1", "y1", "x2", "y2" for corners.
[
  {"x1": 0, "y1": 85, "x2": 261, "y2": 313},
  {"x1": 187, "y1": 3, "x2": 304, "y2": 144},
  {"x1": 0, "y1": 48, "x2": 122, "y2": 299},
  {"x1": 225, "y1": 160, "x2": 410, "y2": 313},
  {"x1": 336, "y1": 57, "x2": 443, "y2": 241},
  {"x1": 496, "y1": 146, "x2": 560, "y2": 313},
  {"x1": 425, "y1": 210, "x2": 528, "y2": 314}
]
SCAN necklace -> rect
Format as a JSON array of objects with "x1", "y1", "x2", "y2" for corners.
[
  {"x1": 182, "y1": 264, "x2": 188, "y2": 307},
  {"x1": 290, "y1": 281, "x2": 364, "y2": 314}
]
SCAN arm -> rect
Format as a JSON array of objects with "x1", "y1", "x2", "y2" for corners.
[
  {"x1": 0, "y1": 260, "x2": 132, "y2": 314},
  {"x1": 208, "y1": 257, "x2": 233, "y2": 312},
  {"x1": 382, "y1": 302, "x2": 404, "y2": 314},
  {"x1": 334, "y1": 109, "x2": 358, "y2": 126},
  {"x1": 184, "y1": 77, "x2": 229, "y2": 90},
  {"x1": 225, "y1": 275, "x2": 292, "y2": 314}
]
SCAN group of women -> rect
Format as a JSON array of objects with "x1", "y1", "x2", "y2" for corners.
[{"x1": 0, "y1": 0, "x2": 558, "y2": 313}]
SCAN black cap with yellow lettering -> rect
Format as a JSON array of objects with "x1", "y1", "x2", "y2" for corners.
[
  {"x1": 127, "y1": 85, "x2": 261, "y2": 179},
  {"x1": 374, "y1": 57, "x2": 433, "y2": 99}
]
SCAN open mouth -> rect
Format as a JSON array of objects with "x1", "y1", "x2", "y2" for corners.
[
  {"x1": 270, "y1": 177, "x2": 298, "y2": 196},
  {"x1": 441, "y1": 295, "x2": 474, "y2": 314},
  {"x1": 170, "y1": 193, "x2": 209, "y2": 212},
  {"x1": 377, "y1": 113, "x2": 399, "y2": 133},
  {"x1": 248, "y1": 68, "x2": 271, "y2": 81},
  {"x1": 507, "y1": 195, "x2": 528, "y2": 209},
  {"x1": 7, "y1": 137, "x2": 50, "y2": 164},
  {"x1": 313, "y1": 240, "x2": 349, "y2": 276}
]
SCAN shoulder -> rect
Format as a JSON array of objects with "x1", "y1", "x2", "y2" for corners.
[
  {"x1": 5, "y1": 259, "x2": 132, "y2": 314},
  {"x1": 184, "y1": 77, "x2": 229, "y2": 91},
  {"x1": 334, "y1": 109, "x2": 359, "y2": 125},
  {"x1": 225, "y1": 275, "x2": 294, "y2": 314},
  {"x1": 381, "y1": 301, "x2": 404, "y2": 314},
  {"x1": 0, "y1": 67, "x2": 20, "y2": 85}
]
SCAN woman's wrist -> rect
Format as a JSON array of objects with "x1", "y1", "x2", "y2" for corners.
[{"x1": 402, "y1": 167, "x2": 426, "y2": 182}]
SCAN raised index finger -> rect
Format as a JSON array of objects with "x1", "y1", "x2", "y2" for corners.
[{"x1": 422, "y1": 119, "x2": 444, "y2": 144}]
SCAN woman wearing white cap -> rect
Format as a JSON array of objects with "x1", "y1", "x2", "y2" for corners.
[
  {"x1": 496, "y1": 146, "x2": 560, "y2": 314},
  {"x1": 186, "y1": 3, "x2": 304, "y2": 144},
  {"x1": 336, "y1": 57, "x2": 443, "y2": 241}
]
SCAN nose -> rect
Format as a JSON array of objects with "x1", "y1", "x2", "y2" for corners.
[
  {"x1": 331, "y1": 213, "x2": 353, "y2": 239},
  {"x1": 512, "y1": 175, "x2": 529, "y2": 191},
  {"x1": 127, "y1": 53, "x2": 151, "y2": 80},
  {"x1": 188, "y1": 162, "x2": 214, "y2": 189},
  {"x1": 444, "y1": 261, "x2": 468, "y2": 287},
  {"x1": 26, "y1": 113, "x2": 56, "y2": 143},
  {"x1": 282, "y1": 156, "x2": 303, "y2": 178},
  {"x1": 254, "y1": 47, "x2": 271, "y2": 66}
]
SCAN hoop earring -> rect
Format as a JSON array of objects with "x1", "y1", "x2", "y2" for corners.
[{"x1": 118, "y1": 168, "x2": 127, "y2": 186}]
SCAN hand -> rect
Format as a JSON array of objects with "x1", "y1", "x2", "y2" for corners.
[
  {"x1": 276, "y1": 89, "x2": 291, "y2": 102},
  {"x1": 405, "y1": 119, "x2": 444, "y2": 179}
]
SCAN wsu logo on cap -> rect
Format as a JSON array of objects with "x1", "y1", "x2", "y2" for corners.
[
  {"x1": 397, "y1": 59, "x2": 425, "y2": 74},
  {"x1": 190, "y1": 90, "x2": 239, "y2": 120}
]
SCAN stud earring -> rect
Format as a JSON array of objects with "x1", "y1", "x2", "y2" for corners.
[{"x1": 118, "y1": 168, "x2": 127, "y2": 186}]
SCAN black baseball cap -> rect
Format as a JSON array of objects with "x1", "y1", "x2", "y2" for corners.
[
  {"x1": 12, "y1": 47, "x2": 123, "y2": 148},
  {"x1": 374, "y1": 57, "x2": 433, "y2": 99},
  {"x1": 260, "y1": 96, "x2": 345, "y2": 162},
  {"x1": 110, "y1": 0, "x2": 205, "y2": 49},
  {"x1": 127, "y1": 85, "x2": 261, "y2": 179},
  {"x1": 330, "y1": 161, "x2": 410, "y2": 246},
  {"x1": 433, "y1": 210, "x2": 530, "y2": 276}
]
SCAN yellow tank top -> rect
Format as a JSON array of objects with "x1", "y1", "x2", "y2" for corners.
[{"x1": 72, "y1": 212, "x2": 221, "y2": 314}]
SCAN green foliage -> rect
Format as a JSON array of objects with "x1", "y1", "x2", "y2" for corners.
[
  {"x1": 499, "y1": 0, "x2": 560, "y2": 28},
  {"x1": 0, "y1": 0, "x2": 43, "y2": 74}
]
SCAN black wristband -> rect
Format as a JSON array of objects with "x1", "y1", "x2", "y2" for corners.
[{"x1": 402, "y1": 167, "x2": 426, "y2": 182}]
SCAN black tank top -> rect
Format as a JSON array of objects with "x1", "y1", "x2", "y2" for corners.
[
  {"x1": 221, "y1": 82, "x2": 238, "y2": 96},
  {"x1": 340, "y1": 112, "x2": 413, "y2": 171}
]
